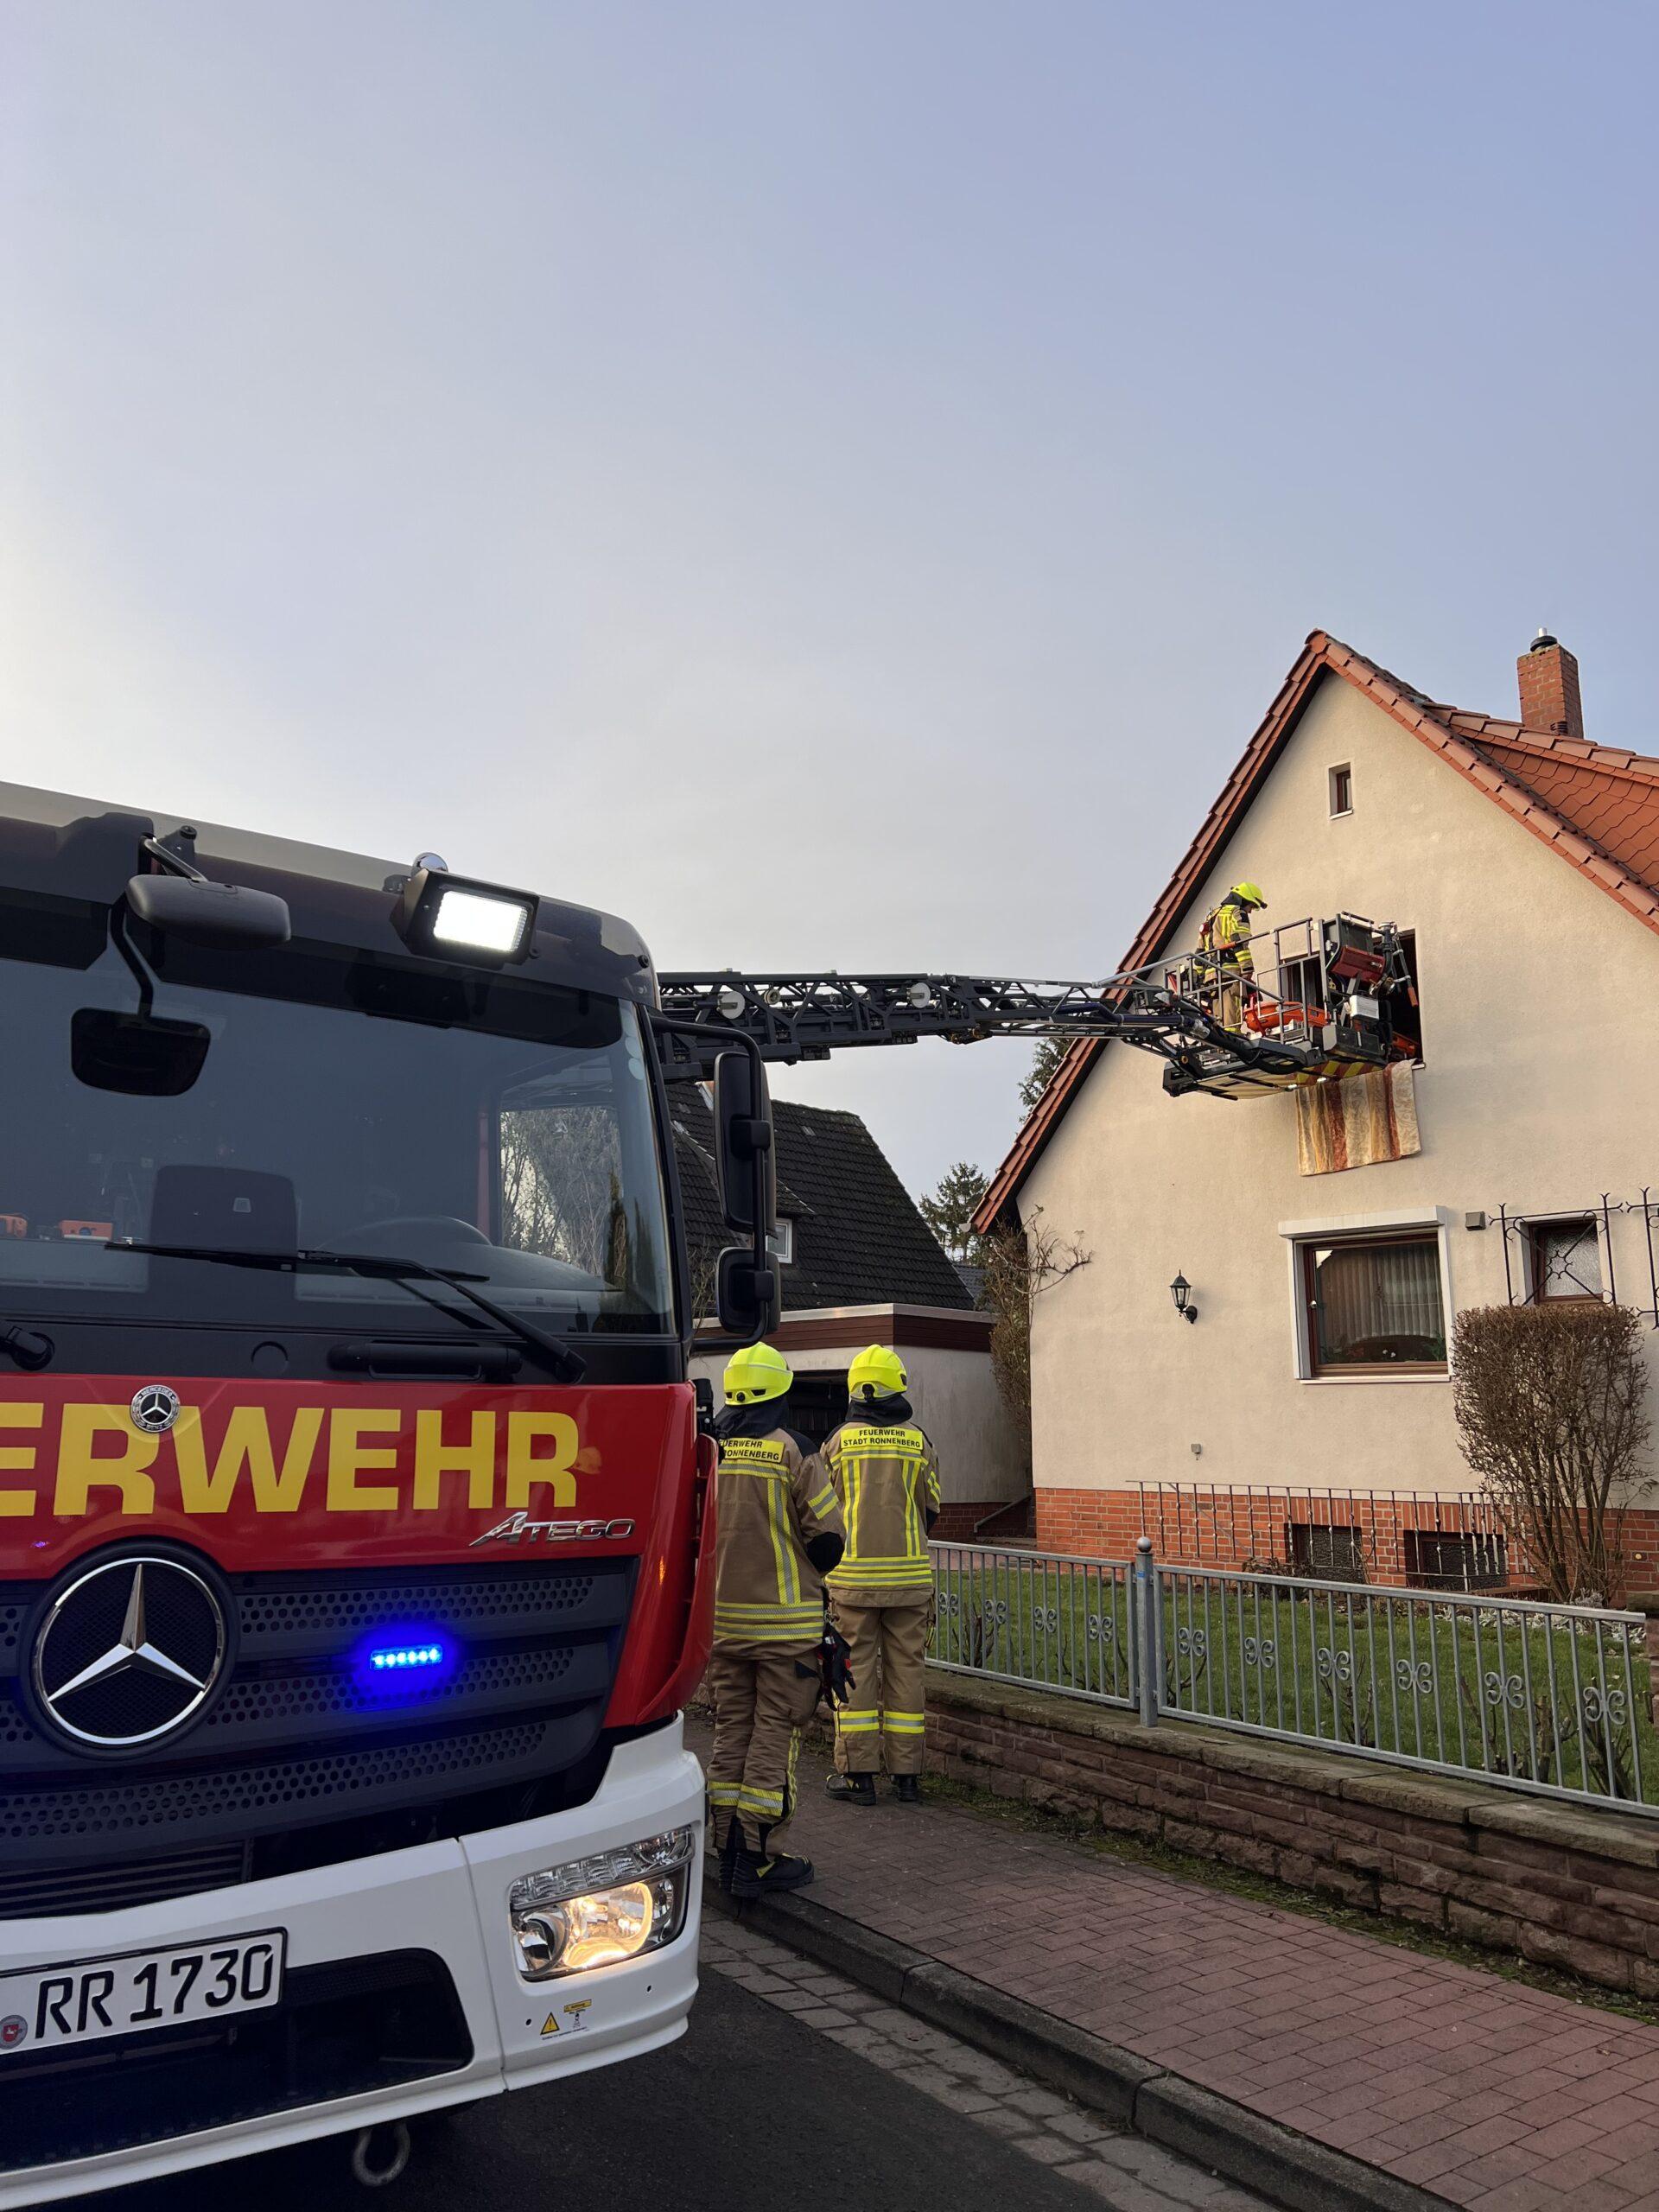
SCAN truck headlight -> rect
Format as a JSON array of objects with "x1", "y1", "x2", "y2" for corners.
[{"x1": 508, "y1": 1827, "x2": 695, "y2": 1980}]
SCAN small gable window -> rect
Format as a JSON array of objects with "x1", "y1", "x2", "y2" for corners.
[{"x1": 1329, "y1": 764, "x2": 1353, "y2": 817}]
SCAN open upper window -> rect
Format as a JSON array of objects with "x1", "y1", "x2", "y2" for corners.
[
  {"x1": 1300, "y1": 1231, "x2": 1446, "y2": 1376},
  {"x1": 1329, "y1": 764, "x2": 1353, "y2": 817},
  {"x1": 1393, "y1": 928, "x2": 1424, "y2": 1062}
]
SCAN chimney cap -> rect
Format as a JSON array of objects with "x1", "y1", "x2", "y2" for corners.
[{"x1": 1530, "y1": 626, "x2": 1560, "y2": 653}]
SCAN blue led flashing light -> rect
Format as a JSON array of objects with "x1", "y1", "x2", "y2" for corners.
[{"x1": 369, "y1": 1642, "x2": 447, "y2": 1672}]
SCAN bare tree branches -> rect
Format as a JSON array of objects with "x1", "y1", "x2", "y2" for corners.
[{"x1": 978, "y1": 1206, "x2": 1090, "y2": 1472}]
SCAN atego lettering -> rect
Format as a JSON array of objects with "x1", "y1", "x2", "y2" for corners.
[{"x1": 471, "y1": 1511, "x2": 637, "y2": 1547}]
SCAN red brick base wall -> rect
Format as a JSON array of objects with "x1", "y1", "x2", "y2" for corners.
[
  {"x1": 1033, "y1": 1489, "x2": 1148, "y2": 1560},
  {"x1": 1033, "y1": 1485, "x2": 1659, "y2": 1604},
  {"x1": 927, "y1": 1675, "x2": 1659, "y2": 1998},
  {"x1": 931, "y1": 1502, "x2": 1008, "y2": 1542}
]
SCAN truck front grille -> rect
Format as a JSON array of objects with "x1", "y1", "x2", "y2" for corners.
[
  {"x1": 0, "y1": 1842, "x2": 251, "y2": 1920},
  {"x1": 0, "y1": 1560, "x2": 633, "y2": 1911}
]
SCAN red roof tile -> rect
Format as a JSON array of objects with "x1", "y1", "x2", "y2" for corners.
[{"x1": 976, "y1": 633, "x2": 1659, "y2": 1228}]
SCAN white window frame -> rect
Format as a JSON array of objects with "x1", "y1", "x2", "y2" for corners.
[
  {"x1": 1328, "y1": 762, "x2": 1354, "y2": 818},
  {"x1": 1279, "y1": 1206, "x2": 1454, "y2": 1384},
  {"x1": 767, "y1": 1218, "x2": 795, "y2": 1266}
]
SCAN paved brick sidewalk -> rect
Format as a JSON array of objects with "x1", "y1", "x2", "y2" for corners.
[
  {"x1": 702, "y1": 1916, "x2": 1272, "y2": 2208},
  {"x1": 711, "y1": 1731, "x2": 1659, "y2": 2210}
]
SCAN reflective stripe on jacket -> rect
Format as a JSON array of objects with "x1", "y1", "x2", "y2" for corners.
[
  {"x1": 713, "y1": 1427, "x2": 843, "y2": 1649},
  {"x1": 1200, "y1": 896, "x2": 1255, "y2": 976},
  {"x1": 823, "y1": 1421, "x2": 941, "y2": 1599}
]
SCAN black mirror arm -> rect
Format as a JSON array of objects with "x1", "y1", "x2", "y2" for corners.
[
  {"x1": 141, "y1": 834, "x2": 208, "y2": 884},
  {"x1": 109, "y1": 901, "x2": 157, "y2": 1020}
]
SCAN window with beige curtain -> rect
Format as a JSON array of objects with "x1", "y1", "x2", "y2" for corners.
[{"x1": 1300, "y1": 1234, "x2": 1446, "y2": 1374}]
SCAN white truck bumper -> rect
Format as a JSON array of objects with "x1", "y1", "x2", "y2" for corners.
[{"x1": 0, "y1": 1720, "x2": 704, "y2": 2205}]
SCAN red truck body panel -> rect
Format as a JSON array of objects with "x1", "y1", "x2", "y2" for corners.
[{"x1": 0, "y1": 1376, "x2": 709, "y2": 1726}]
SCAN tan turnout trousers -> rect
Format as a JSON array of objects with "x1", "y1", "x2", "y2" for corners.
[
  {"x1": 705, "y1": 1649, "x2": 822, "y2": 1853},
  {"x1": 830, "y1": 1591, "x2": 932, "y2": 1775},
  {"x1": 707, "y1": 1420, "x2": 842, "y2": 1854}
]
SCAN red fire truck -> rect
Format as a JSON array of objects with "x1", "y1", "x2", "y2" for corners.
[{"x1": 0, "y1": 786, "x2": 779, "y2": 2202}]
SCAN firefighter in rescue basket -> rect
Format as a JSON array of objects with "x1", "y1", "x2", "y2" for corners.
[{"x1": 1196, "y1": 880, "x2": 1267, "y2": 1030}]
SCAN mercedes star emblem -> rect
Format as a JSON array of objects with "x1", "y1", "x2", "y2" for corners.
[
  {"x1": 32, "y1": 1556, "x2": 228, "y2": 1751},
  {"x1": 130, "y1": 1384, "x2": 181, "y2": 1434}
]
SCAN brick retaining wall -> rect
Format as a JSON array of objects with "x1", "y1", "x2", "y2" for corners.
[{"x1": 925, "y1": 1670, "x2": 1659, "y2": 1999}]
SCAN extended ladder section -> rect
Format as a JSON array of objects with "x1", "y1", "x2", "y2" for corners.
[{"x1": 656, "y1": 914, "x2": 1418, "y2": 1100}]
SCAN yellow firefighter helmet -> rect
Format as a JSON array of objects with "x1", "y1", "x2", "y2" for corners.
[
  {"x1": 848, "y1": 1344, "x2": 908, "y2": 1402},
  {"x1": 1231, "y1": 880, "x2": 1267, "y2": 908},
  {"x1": 722, "y1": 1342, "x2": 792, "y2": 1406}
]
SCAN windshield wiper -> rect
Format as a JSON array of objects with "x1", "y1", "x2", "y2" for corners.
[{"x1": 113, "y1": 1242, "x2": 588, "y2": 1385}]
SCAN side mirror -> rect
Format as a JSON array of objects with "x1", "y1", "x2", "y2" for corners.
[
  {"x1": 713, "y1": 1047, "x2": 779, "y2": 1339},
  {"x1": 127, "y1": 873, "x2": 291, "y2": 950},
  {"x1": 715, "y1": 1245, "x2": 779, "y2": 1341},
  {"x1": 713, "y1": 1049, "x2": 776, "y2": 1237}
]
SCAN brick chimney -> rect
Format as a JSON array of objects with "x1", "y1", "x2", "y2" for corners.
[{"x1": 1516, "y1": 628, "x2": 1584, "y2": 739}]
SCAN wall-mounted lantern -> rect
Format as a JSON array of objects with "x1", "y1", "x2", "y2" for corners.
[{"x1": 1169, "y1": 1273, "x2": 1198, "y2": 1324}]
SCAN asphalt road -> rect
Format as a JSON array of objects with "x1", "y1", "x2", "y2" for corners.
[{"x1": 63, "y1": 1974, "x2": 1106, "y2": 2212}]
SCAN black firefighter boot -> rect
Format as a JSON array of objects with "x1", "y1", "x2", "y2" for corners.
[
  {"x1": 717, "y1": 1815, "x2": 743, "y2": 1892},
  {"x1": 729, "y1": 1844, "x2": 817, "y2": 1900},
  {"x1": 891, "y1": 1774, "x2": 922, "y2": 1804},
  {"x1": 824, "y1": 1770, "x2": 878, "y2": 1807}
]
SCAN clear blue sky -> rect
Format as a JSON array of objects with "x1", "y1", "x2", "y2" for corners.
[{"x1": 3, "y1": 2, "x2": 1655, "y2": 1196}]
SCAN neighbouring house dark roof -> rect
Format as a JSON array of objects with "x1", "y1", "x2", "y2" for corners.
[
  {"x1": 976, "y1": 631, "x2": 1659, "y2": 1228},
  {"x1": 668, "y1": 1091, "x2": 973, "y2": 1316}
]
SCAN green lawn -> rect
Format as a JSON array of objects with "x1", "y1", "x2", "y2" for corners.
[{"x1": 929, "y1": 1551, "x2": 1658, "y2": 1812}]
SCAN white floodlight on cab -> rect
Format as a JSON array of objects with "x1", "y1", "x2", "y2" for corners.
[{"x1": 391, "y1": 859, "x2": 539, "y2": 967}]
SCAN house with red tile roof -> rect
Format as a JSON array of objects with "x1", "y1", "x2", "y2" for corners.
[{"x1": 975, "y1": 632, "x2": 1659, "y2": 1591}]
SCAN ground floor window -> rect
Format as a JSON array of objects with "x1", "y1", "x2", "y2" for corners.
[
  {"x1": 1300, "y1": 1232, "x2": 1446, "y2": 1376},
  {"x1": 1403, "y1": 1528, "x2": 1507, "y2": 1592},
  {"x1": 1287, "y1": 1521, "x2": 1365, "y2": 1579}
]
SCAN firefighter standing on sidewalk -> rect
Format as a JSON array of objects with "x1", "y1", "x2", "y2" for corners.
[
  {"x1": 823, "y1": 1345, "x2": 942, "y2": 1806},
  {"x1": 706, "y1": 1342, "x2": 845, "y2": 1897}
]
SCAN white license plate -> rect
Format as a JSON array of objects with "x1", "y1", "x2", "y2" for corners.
[{"x1": 0, "y1": 1931, "x2": 285, "y2": 2056}]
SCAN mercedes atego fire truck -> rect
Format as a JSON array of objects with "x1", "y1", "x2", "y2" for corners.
[
  {"x1": 0, "y1": 779, "x2": 1419, "y2": 2202},
  {"x1": 0, "y1": 787, "x2": 780, "y2": 2202}
]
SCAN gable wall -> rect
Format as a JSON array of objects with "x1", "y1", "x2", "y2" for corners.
[{"x1": 1020, "y1": 672, "x2": 1659, "y2": 1531}]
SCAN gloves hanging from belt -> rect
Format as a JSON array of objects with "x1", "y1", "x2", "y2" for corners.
[{"x1": 818, "y1": 1616, "x2": 855, "y2": 1707}]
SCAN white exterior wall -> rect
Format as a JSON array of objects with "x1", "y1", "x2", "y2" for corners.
[
  {"x1": 1020, "y1": 671, "x2": 1659, "y2": 1516},
  {"x1": 692, "y1": 1305, "x2": 1023, "y2": 1504}
]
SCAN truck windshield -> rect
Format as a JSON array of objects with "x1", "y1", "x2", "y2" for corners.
[{"x1": 0, "y1": 922, "x2": 675, "y2": 1336}]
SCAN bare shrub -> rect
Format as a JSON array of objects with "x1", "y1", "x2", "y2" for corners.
[{"x1": 1452, "y1": 1303, "x2": 1649, "y2": 1604}]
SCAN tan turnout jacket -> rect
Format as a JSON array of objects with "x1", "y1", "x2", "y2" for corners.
[
  {"x1": 823, "y1": 1417, "x2": 941, "y2": 1602},
  {"x1": 713, "y1": 1423, "x2": 843, "y2": 1653}
]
